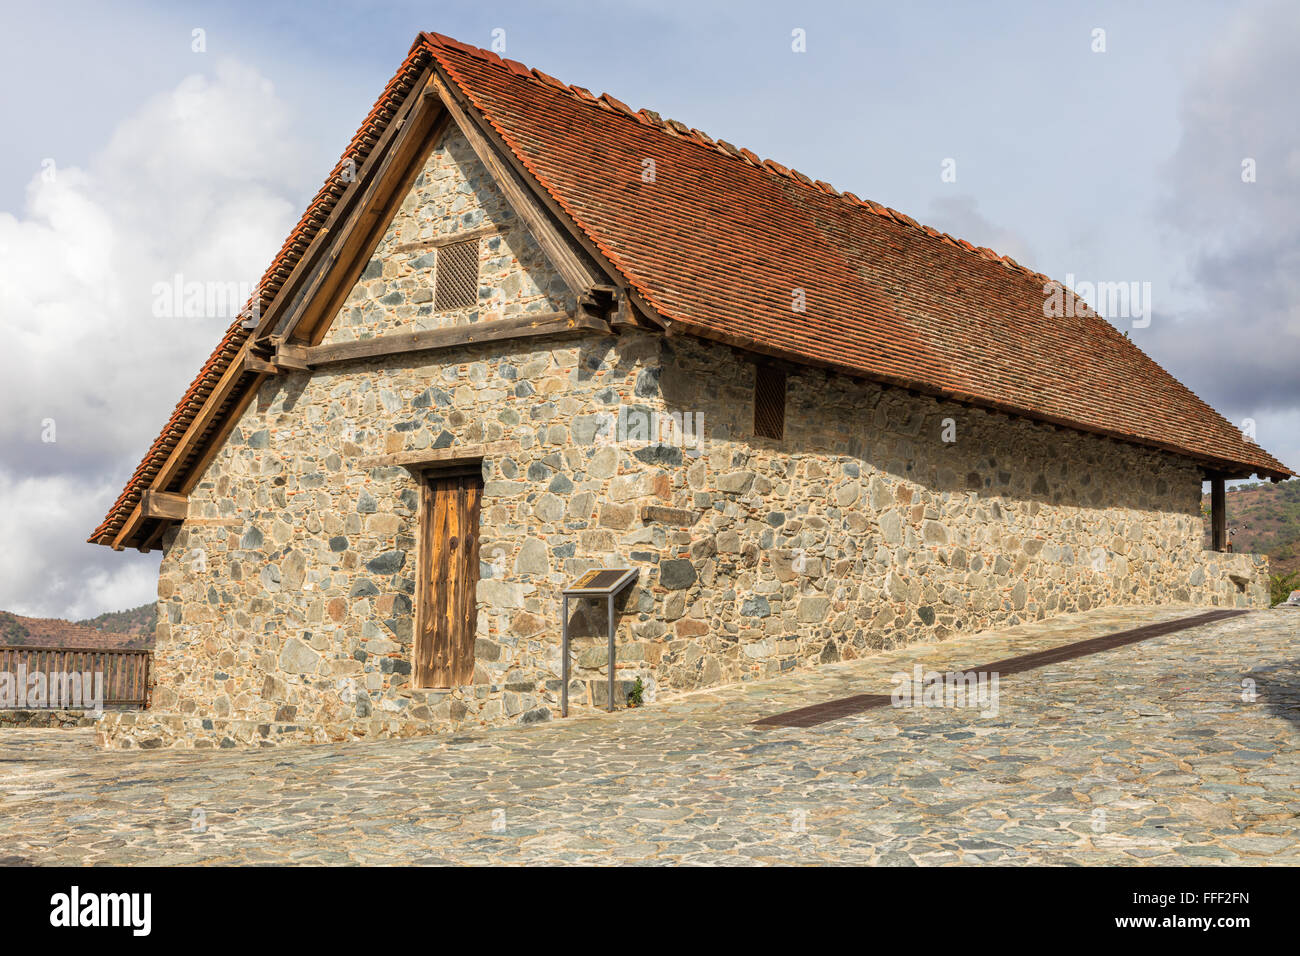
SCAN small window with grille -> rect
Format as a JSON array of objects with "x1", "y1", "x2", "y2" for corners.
[
  {"x1": 754, "y1": 364, "x2": 786, "y2": 440},
  {"x1": 434, "y1": 239, "x2": 480, "y2": 311}
]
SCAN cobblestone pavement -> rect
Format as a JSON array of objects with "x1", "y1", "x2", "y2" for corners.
[{"x1": 1, "y1": 605, "x2": 1297, "y2": 865}]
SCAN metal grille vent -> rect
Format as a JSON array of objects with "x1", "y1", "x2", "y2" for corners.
[
  {"x1": 434, "y1": 239, "x2": 479, "y2": 310},
  {"x1": 754, "y1": 364, "x2": 786, "y2": 439}
]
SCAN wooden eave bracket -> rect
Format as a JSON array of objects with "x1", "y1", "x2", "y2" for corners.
[
  {"x1": 108, "y1": 488, "x2": 188, "y2": 553},
  {"x1": 272, "y1": 343, "x2": 312, "y2": 371},
  {"x1": 141, "y1": 489, "x2": 188, "y2": 521},
  {"x1": 609, "y1": 291, "x2": 643, "y2": 330},
  {"x1": 242, "y1": 351, "x2": 279, "y2": 376}
]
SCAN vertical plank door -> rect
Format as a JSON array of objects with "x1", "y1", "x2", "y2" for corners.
[{"x1": 415, "y1": 470, "x2": 482, "y2": 687}]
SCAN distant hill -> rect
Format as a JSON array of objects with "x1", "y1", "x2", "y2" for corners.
[
  {"x1": 0, "y1": 603, "x2": 154, "y2": 650},
  {"x1": 1202, "y1": 479, "x2": 1300, "y2": 602},
  {"x1": 75, "y1": 602, "x2": 157, "y2": 638},
  {"x1": 1203, "y1": 480, "x2": 1300, "y2": 573}
]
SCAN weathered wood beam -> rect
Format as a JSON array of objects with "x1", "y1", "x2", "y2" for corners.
[
  {"x1": 271, "y1": 74, "x2": 445, "y2": 345},
  {"x1": 609, "y1": 292, "x2": 640, "y2": 330},
  {"x1": 242, "y1": 352, "x2": 278, "y2": 375},
  {"x1": 359, "y1": 440, "x2": 520, "y2": 471},
  {"x1": 272, "y1": 344, "x2": 311, "y2": 371},
  {"x1": 120, "y1": 338, "x2": 260, "y2": 550},
  {"x1": 136, "y1": 519, "x2": 169, "y2": 554},
  {"x1": 392, "y1": 223, "x2": 510, "y2": 254},
  {"x1": 1210, "y1": 473, "x2": 1227, "y2": 552},
  {"x1": 248, "y1": 64, "x2": 436, "y2": 347},
  {"x1": 110, "y1": 502, "x2": 143, "y2": 551},
  {"x1": 433, "y1": 76, "x2": 604, "y2": 300},
  {"x1": 141, "y1": 489, "x2": 189, "y2": 521},
  {"x1": 278, "y1": 312, "x2": 608, "y2": 370},
  {"x1": 178, "y1": 376, "x2": 263, "y2": 498},
  {"x1": 432, "y1": 70, "x2": 668, "y2": 331}
]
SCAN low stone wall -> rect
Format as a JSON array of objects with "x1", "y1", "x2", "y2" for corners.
[
  {"x1": 1208, "y1": 551, "x2": 1270, "y2": 607},
  {"x1": 1, "y1": 710, "x2": 102, "y2": 729},
  {"x1": 97, "y1": 696, "x2": 552, "y2": 749}
]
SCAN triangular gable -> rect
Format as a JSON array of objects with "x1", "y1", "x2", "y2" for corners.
[
  {"x1": 92, "y1": 41, "x2": 642, "y2": 551},
  {"x1": 318, "y1": 121, "x2": 577, "y2": 347},
  {"x1": 90, "y1": 47, "x2": 434, "y2": 550}
]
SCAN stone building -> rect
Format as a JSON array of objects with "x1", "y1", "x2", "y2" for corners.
[{"x1": 90, "y1": 32, "x2": 1292, "y2": 748}]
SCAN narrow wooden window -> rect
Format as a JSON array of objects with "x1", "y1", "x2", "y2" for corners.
[
  {"x1": 434, "y1": 239, "x2": 479, "y2": 310},
  {"x1": 754, "y1": 364, "x2": 786, "y2": 439}
]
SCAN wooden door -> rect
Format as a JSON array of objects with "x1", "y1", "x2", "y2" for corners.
[{"x1": 415, "y1": 469, "x2": 482, "y2": 688}]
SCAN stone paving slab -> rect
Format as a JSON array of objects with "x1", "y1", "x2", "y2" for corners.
[{"x1": 1, "y1": 605, "x2": 1297, "y2": 865}]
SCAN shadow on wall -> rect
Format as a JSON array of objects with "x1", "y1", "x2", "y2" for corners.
[
  {"x1": 563, "y1": 585, "x2": 637, "y2": 640},
  {"x1": 649, "y1": 336, "x2": 1206, "y2": 521}
]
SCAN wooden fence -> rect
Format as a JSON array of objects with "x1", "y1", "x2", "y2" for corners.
[{"x1": 0, "y1": 645, "x2": 150, "y2": 709}]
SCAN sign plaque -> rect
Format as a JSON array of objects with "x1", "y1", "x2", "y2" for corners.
[{"x1": 560, "y1": 568, "x2": 639, "y2": 715}]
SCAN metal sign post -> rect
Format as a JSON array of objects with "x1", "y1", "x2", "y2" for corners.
[{"x1": 560, "y1": 568, "x2": 639, "y2": 716}]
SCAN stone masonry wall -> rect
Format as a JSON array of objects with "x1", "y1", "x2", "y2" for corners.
[
  {"x1": 98, "y1": 123, "x2": 1268, "y2": 751},
  {"x1": 99, "y1": 328, "x2": 1268, "y2": 750}
]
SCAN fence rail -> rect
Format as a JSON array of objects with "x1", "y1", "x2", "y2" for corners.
[{"x1": 0, "y1": 645, "x2": 150, "y2": 709}]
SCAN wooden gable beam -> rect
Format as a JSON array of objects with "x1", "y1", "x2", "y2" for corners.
[
  {"x1": 431, "y1": 71, "x2": 666, "y2": 331},
  {"x1": 275, "y1": 79, "x2": 451, "y2": 348},
  {"x1": 248, "y1": 64, "x2": 437, "y2": 349},
  {"x1": 392, "y1": 222, "x2": 510, "y2": 254},
  {"x1": 271, "y1": 344, "x2": 311, "y2": 371},
  {"x1": 110, "y1": 57, "x2": 675, "y2": 551},
  {"x1": 275, "y1": 310, "x2": 609, "y2": 370},
  {"x1": 112, "y1": 346, "x2": 264, "y2": 548},
  {"x1": 108, "y1": 69, "x2": 442, "y2": 549},
  {"x1": 110, "y1": 502, "x2": 143, "y2": 551},
  {"x1": 242, "y1": 352, "x2": 278, "y2": 376},
  {"x1": 431, "y1": 76, "x2": 606, "y2": 303}
]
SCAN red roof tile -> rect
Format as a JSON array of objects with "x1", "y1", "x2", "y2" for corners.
[
  {"x1": 90, "y1": 32, "x2": 1292, "y2": 547},
  {"x1": 420, "y1": 31, "x2": 1291, "y2": 479}
]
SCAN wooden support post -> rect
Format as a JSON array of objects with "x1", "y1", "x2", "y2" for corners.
[{"x1": 1210, "y1": 474, "x2": 1227, "y2": 552}]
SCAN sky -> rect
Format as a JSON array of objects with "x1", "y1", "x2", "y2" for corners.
[{"x1": 0, "y1": 0, "x2": 1297, "y2": 620}]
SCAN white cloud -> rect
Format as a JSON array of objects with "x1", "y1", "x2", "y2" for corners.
[
  {"x1": 0, "y1": 471, "x2": 159, "y2": 620},
  {"x1": 1142, "y1": 0, "x2": 1300, "y2": 475},
  {"x1": 0, "y1": 59, "x2": 312, "y2": 619}
]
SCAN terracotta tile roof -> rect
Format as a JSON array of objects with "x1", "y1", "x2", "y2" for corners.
[
  {"x1": 418, "y1": 31, "x2": 1291, "y2": 480},
  {"x1": 91, "y1": 32, "x2": 1292, "y2": 547}
]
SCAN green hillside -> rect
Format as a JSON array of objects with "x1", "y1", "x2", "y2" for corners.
[
  {"x1": 1203, "y1": 479, "x2": 1300, "y2": 603},
  {"x1": 75, "y1": 602, "x2": 157, "y2": 637}
]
